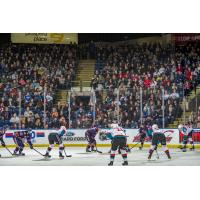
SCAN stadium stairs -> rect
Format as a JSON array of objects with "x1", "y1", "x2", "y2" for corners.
[
  {"x1": 55, "y1": 59, "x2": 96, "y2": 106},
  {"x1": 55, "y1": 90, "x2": 68, "y2": 106},
  {"x1": 74, "y1": 59, "x2": 96, "y2": 87},
  {"x1": 168, "y1": 86, "x2": 200, "y2": 128}
]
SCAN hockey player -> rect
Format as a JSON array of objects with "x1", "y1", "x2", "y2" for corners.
[
  {"x1": 13, "y1": 128, "x2": 33, "y2": 156},
  {"x1": 99, "y1": 124, "x2": 128, "y2": 166},
  {"x1": 138, "y1": 124, "x2": 147, "y2": 150},
  {"x1": 44, "y1": 125, "x2": 67, "y2": 159},
  {"x1": 148, "y1": 124, "x2": 171, "y2": 160},
  {"x1": 85, "y1": 125, "x2": 99, "y2": 152},
  {"x1": 108, "y1": 123, "x2": 130, "y2": 154},
  {"x1": 0, "y1": 126, "x2": 7, "y2": 157},
  {"x1": 178, "y1": 123, "x2": 194, "y2": 152}
]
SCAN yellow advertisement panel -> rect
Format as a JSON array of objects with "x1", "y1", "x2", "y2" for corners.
[{"x1": 11, "y1": 33, "x2": 78, "y2": 44}]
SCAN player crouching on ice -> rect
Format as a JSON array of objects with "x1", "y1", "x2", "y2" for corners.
[
  {"x1": 13, "y1": 128, "x2": 33, "y2": 156},
  {"x1": 148, "y1": 124, "x2": 171, "y2": 160},
  {"x1": 178, "y1": 123, "x2": 194, "y2": 152},
  {"x1": 85, "y1": 125, "x2": 99, "y2": 152},
  {"x1": 44, "y1": 126, "x2": 68, "y2": 159},
  {"x1": 99, "y1": 124, "x2": 128, "y2": 166}
]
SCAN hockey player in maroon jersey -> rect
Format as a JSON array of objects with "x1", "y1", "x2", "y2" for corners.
[
  {"x1": 0, "y1": 126, "x2": 7, "y2": 157},
  {"x1": 138, "y1": 124, "x2": 148, "y2": 150},
  {"x1": 85, "y1": 125, "x2": 99, "y2": 152}
]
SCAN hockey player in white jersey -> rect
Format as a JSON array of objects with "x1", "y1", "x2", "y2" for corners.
[
  {"x1": 148, "y1": 124, "x2": 171, "y2": 160},
  {"x1": 178, "y1": 122, "x2": 194, "y2": 152},
  {"x1": 99, "y1": 123, "x2": 128, "y2": 166},
  {"x1": 44, "y1": 126, "x2": 68, "y2": 159}
]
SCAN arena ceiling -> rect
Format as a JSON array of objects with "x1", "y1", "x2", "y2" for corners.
[{"x1": 0, "y1": 33, "x2": 162, "y2": 44}]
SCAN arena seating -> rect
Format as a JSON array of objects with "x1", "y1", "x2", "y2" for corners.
[
  {"x1": 91, "y1": 42, "x2": 200, "y2": 128},
  {"x1": 0, "y1": 43, "x2": 78, "y2": 128},
  {"x1": 0, "y1": 42, "x2": 200, "y2": 128}
]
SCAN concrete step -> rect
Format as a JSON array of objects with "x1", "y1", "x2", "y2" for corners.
[
  {"x1": 76, "y1": 74, "x2": 94, "y2": 76},
  {"x1": 76, "y1": 77, "x2": 93, "y2": 80},
  {"x1": 78, "y1": 65, "x2": 95, "y2": 68},
  {"x1": 76, "y1": 78, "x2": 93, "y2": 80},
  {"x1": 77, "y1": 72, "x2": 94, "y2": 74},
  {"x1": 75, "y1": 84, "x2": 91, "y2": 87},
  {"x1": 57, "y1": 91, "x2": 68, "y2": 93},
  {"x1": 77, "y1": 68, "x2": 94, "y2": 71}
]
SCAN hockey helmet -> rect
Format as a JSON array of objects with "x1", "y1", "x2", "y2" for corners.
[
  {"x1": 110, "y1": 123, "x2": 119, "y2": 129},
  {"x1": 178, "y1": 124, "x2": 183, "y2": 130},
  {"x1": 152, "y1": 124, "x2": 159, "y2": 131}
]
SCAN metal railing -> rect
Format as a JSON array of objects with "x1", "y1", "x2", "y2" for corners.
[{"x1": 4, "y1": 85, "x2": 200, "y2": 129}]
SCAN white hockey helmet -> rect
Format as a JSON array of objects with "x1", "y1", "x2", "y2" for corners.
[
  {"x1": 152, "y1": 124, "x2": 159, "y2": 131},
  {"x1": 110, "y1": 123, "x2": 119, "y2": 129},
  {"x1": 178, "y1": 124, "x2": 183, "y2": 130}
]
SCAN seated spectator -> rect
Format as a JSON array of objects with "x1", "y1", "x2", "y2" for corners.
[{"x1": 10, "y1": 113, "x2": 20, "y2": 125}]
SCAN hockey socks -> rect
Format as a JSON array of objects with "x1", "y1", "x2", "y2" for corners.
[
  {"x1": 148, "y1": 149, "x2": 154, "y2": 160},
  {"x1": 108, "y1": 150, "x2": 115, "y2": 165},
  {"x1": 139, "y1": 142, "x2": 144, "y2": 150},
  {"x1": 110, "y1": 151, "x2": 115, "y2": 162},
  {"x1": 44, "y1": 147, "x2": 52, "y2": 157},
  {"x1": 190, "y1": 141, "x2": 195, "y2": 150},
  {"x1": 19, "y1": 147, "x2": 25, "y2": 156},
  {"x1": 59, "y1": 146, "x2": 64, "y2": 159},
  {"x1": 121, "y1": 149, "x2": 128, "y2": 165},
  {"x1": 13, "y1": 147, "x2": 19, "y2": 155},
  {"x1": 164, "y1": 150, "x2": 171, "y2": 159}
]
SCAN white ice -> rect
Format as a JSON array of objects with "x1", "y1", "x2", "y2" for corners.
[{"x1": 0, "y1": 147, "x2": 200, "y2": 166}]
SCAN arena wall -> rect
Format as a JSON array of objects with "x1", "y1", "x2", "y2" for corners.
[{"x1": 1, "y1": 129, "x2": 187, "y2": 148}]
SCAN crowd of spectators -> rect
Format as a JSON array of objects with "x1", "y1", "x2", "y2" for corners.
[
  {"x1": 88, "y1": 42, "x2": 200, "y2": 128},
  {"x1": 0, "y1": 43, "x2": 78, "y2": 129},
  {"x1": 0, "y1": 41, "x2": 200, "y2": 129}
]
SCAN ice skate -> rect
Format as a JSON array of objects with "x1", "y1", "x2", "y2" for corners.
[
  {"x1": 59, "y1": 153, "x2": 64, "y2": 159},
  {"x1": 44, "y1": 152, "x2": 51, "y2": 158},
  {"x1": 108, "y1": 161, "x2": 113, "y2": 166},
  {"x1": 122, "y1": 161, "x2": 128, "y2": 166}
]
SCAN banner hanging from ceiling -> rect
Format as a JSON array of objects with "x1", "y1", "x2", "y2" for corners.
[{"x1": 11, "y1": 33, "x2": 78, "y2": 44}]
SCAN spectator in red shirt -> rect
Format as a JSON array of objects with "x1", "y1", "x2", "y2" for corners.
[
  {"x1": 186, "y1": 67, "x2": 193, "y2": 81},
  {"x1": 176, "y1": 63, "x2": 183, "y2": 73},
  {"x1": 144, "y1": 76, "x2": 152, "y2": 88}
]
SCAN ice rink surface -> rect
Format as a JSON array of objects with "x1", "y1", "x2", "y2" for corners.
[{"x1": 1, "y1": 147, "x2": 200, "y2": 166}]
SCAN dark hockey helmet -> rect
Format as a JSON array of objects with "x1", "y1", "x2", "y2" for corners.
[
  {"x1": 92, "y1": 124, "x2": 99, "y2": 132},
  {"x1": 3, "y1": 125, "x2": 9, "y2": 129}
]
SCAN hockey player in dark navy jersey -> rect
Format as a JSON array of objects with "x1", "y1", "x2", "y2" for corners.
[
  {"x1": 0, "y1": 126, "x2": 7, "y2": 157},
  {"x1": 138, "y1": 124, "x2": 148, "y2": 150},
  {"x1": 13, "y1": 129, "x2": 33, "y2": 156},
  {"x1": 85, "y1": 126, "x2": 99, "y2": 152}
]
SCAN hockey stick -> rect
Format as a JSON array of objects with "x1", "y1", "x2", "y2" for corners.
[
  {"x1": 32, "y1": 147, "x2": 45, "y2": 157},
  {"x1": 5, "y1": 146, "x2": 13, "y2": 156},
  {"x1": 94, "y1": 146, "x2": 102, "y2": 153},
  {"x1": 63, "y1": 148, "x2": 72, "y2": 157},
  {"x1": 130, "y1": 141, "x2": 140, "y2": 150},
  {"x1": 129, "y1": 132, "x2": 143, "y2": 150}
]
